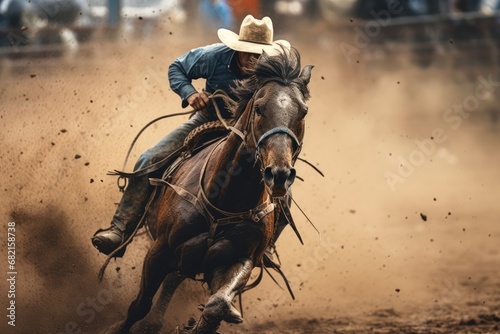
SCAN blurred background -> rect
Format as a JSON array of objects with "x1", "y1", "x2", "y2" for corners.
[
  {"x1": 1, "y1": 1, "x2": 499, "y2": 334},
  {"x1": 1, "y1": 0, "x2": 500, "y2": 66}
]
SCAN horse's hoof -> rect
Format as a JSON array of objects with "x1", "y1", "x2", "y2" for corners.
[{"x1": 224, "y1": 304, "x2": 243, "y2": 324}]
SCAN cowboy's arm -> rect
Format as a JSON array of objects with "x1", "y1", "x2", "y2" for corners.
[{"x1": 168, "y1": 46, "x2": 212, "y2": 109}]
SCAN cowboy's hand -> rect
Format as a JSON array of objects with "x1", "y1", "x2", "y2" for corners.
[{"x1": 187, "y1": 92, "x2": 210, "y2": 111}]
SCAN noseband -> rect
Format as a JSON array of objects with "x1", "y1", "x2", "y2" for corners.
[{"x1": 255, "y1": 126, "x2": 302, "y2": 163}]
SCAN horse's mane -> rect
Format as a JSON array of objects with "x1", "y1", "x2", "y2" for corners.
[{"x1": 230, "y1": 46, "x2": 311, "y2": 119}]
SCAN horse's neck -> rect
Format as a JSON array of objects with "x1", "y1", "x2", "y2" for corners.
[
  {"x1": 206, "y1": 139, "x2": 264, "y2": 212},
  {"x1": 203, "y1": 102, "x2": 265, "y2": 212}
]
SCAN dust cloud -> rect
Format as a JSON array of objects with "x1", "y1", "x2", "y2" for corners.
[{"x1": 1, "y1": 18, "x2": 499, "y2": 334}]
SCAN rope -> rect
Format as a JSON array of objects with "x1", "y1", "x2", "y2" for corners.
[{"x1": 120, "y1": 110, "x2": 195, "y2": 172}]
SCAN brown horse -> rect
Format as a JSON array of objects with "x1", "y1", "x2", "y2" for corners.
[{"x1": 107, "y1": 46, "x2": 313, "y2": 334}]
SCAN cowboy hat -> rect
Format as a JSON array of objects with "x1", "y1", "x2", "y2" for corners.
[{"x1": 218, "y1": 15, "x2": 290, "y2": 56}]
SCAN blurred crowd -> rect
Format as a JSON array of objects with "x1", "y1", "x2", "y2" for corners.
[
  {"x1": 180, "y1": 0, "x2": 500, "y2": 31},
  {"x1": 353, "y1": 0, "x2": 500, "y2": 19},
  {"x1": 1, "y1": 0, "x2": 500, "y2": 59},
  {"x1": 179, "y1": 0, "x2": 318, "y2": 33}
]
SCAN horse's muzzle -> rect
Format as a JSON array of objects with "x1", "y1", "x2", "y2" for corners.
[{"x1": 264, "y1": 166, "x2": 296, "y2": 198}]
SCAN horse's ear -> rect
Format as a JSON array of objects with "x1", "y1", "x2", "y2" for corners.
[{"x1": 299, "y1": 65, "x2": 314, "y2": 86}]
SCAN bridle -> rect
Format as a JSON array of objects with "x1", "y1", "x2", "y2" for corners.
[{"x1": 212, "y1": 85, "x2": 304, "y2": 170}]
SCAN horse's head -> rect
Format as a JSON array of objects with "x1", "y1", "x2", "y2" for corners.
[{"x1": 233, "y1": 46, "x2": 313, "y2": 198}]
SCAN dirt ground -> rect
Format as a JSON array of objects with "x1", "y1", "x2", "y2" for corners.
[{"x1": 1, "y1": 19, "x2": 500, "y2": 334}]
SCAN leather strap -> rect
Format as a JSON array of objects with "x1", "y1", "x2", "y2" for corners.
[{"x1": 278, "y1": 199, "x2": 303, "y2": 245}]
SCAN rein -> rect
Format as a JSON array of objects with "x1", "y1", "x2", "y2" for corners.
[{"x1": 111, "y1": 110, "x2": 195, "y2": 192}]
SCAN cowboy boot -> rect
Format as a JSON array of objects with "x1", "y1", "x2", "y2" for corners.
[{"x1": 91, "y1": 175, "x2": 151, "y2": 257}]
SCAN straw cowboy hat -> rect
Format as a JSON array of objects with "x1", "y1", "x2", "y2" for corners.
[{"x1": 218, "y1": 15, "x2": 290, "y2": 56}]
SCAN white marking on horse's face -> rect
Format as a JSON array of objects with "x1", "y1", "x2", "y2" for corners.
[{"x1": 276, "y1": 91, "x2": 292, "y2": 109}]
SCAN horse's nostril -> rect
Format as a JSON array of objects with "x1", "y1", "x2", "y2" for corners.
[
  {"x1": 286, "y1": 168, "x2": 296, "y2": 186},
  {"x1": 264, "y1": 167, "x2": 274, "y2": 184},
  {"x1": 263, "y1": 166, "x2": 295, "y2": 197},
  {"x1": 264, "y1": 166, "x2": 295, "y2": 186}
]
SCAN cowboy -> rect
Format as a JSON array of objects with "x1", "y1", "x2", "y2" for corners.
[{"x1": 92, "y1": 15, "x2": 291, "y2": 256}]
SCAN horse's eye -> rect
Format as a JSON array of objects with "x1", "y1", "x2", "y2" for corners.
[{"x1": 255, "y1": 106, "x2": 262, "y2": 116}]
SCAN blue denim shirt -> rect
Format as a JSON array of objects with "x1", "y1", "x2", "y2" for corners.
[{"x1": 168, "y1": 43, "x2": 242, "y2": 109}]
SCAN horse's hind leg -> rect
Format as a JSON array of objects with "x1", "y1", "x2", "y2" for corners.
[
  {"x1": 117, "y1": 239, "x2": 174, "y2": 333},
  {"x1": 190, "y1": 259, "x2": 253, "y2": 334}
]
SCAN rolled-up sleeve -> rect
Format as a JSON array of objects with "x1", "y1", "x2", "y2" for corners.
[{"x1": 168, "y1": 47, "x2": 210, "y2": 108}]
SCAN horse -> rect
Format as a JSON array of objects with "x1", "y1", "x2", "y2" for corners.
[{"x1": 107, "y1": 46, "x2": 313, "y2": 334}]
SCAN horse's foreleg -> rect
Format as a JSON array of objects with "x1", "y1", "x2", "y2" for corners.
[
  {"x1": 190, "y1": 259, "x2": 253, "y2": 334},
  {"x1": 119, "y1": 239, "x2": 174, "y2": 333}
]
